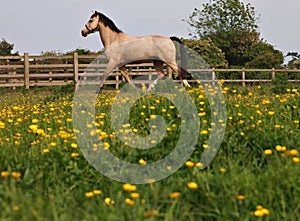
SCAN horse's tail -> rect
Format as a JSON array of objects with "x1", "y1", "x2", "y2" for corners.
[{"x1": 170, "y1": 36, "x2": 187, "y2": 80}]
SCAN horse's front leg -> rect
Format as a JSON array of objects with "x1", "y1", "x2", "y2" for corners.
[{"x1": 96, "y1": 60, "x2": 117, "y2": 94}]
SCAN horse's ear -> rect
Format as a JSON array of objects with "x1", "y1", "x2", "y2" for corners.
[{"x1": 95, "y1": 10, "x2": 98, "y2": 14}]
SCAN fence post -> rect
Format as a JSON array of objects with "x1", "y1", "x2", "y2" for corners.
[
  {"x1": 272, "y1": 68, "x2": 275, "y2": 81},
  {"x1": 24, "y1": 53, "x2": 30, "y2": 89},
  {"x1": 116, "y1": 75, "x2": 119, "y2": 90},
  {"x1": 212, "y1": 68, "x2": 216, "y2": 86},
  {"x1": 73, "y1": 52, "x2": 79, "y2": 86},
  {"x1": 242, "y1": 68, "x2": 245, "y2": 87}
]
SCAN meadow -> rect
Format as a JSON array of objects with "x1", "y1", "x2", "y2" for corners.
[{"x1": 0, "y1": 82, "x2": 300, "y2": 221}]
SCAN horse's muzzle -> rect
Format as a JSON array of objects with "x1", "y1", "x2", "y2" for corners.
[{"x1": 81, "y1": 30, "x2": 88, "y2": 37}]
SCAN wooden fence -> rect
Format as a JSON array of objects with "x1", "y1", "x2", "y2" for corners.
[{"x1": 0, "y1": 52, "x2": 299, "y2": 89}]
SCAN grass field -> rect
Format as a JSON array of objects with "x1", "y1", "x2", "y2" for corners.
[{"x1": 0, "y1": 83, "x2": 300, "y2": 221}]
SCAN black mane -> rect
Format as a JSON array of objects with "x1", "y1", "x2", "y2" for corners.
[{"x1": 93, "y1": 12, "x2": 122, "y2": 33}]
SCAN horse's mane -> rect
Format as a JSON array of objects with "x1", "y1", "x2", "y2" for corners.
[{"x1": 93, "y1": 12, "x2": 122, "y2": 33}]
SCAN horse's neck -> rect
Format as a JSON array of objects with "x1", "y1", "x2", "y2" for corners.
[{"x1": 98, "y1": 23, "x2": 133, "y2": 49}]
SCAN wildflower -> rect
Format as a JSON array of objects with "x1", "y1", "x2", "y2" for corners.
[
  {"x1": 144, "y1": 210, "x2": 158, "y2": 218},
  {"x1": 200, "y1": 130, "x2": 208, "y2": 135},
  {"x1": 220, "y1": 167, "x2": 226, "y2": 173},
  {"x1": 185, "y1": 161, "x2": 195, "y2": 168},
  {"x1": 104, "y1": 197, "x2": 114, "y2": 205},
  {"x1": 264, "y1": 149, "x2": 272, "y2": 155},
  {"x1": 289, "y1": 149, "x2": 299, "y2": 156},
  {"x1": 195, "y1": 162, "x2": 203, "y2": 168},
  {"x1": 254, "y1": 205, "x2": 270, "y2": 217},
  {"x1": 85, "y1": 192, "x2": 94, "y2": 198},
  {"x1": 139, "y1": 159, "x2": 147, "y2": 165},
  {"x1": 125, "y1": 198, "x2": 135, "y2": 206},
  {"x1": 11, "y1": 172, "x2": 21, "y2": 179},
  {"x1": 254, "y1": 210, "x2": 264, "y2": 217},
  {"x1": 275, "y1": 145, "x2": 284, "y2": 152},
  {"x1": 187, "y1": 182, "x2": 198, "y2": 190},
  {"x1": 0, "y1": 121, "x2": 5, "y2": 129},
  {"x1": 50, "y1": 142, "x2": 57, "y2": 147},
  {"x1": 262, "y1": 208, "x2": 270, "y2": 215},
  {"x1": 292, "y1": 157, "x2": 300, "y2": 163},
  {"x1": 13, "y1": 206, "x2": 20, "y2": 212},
  {"x1": 71, "y1": 153, "x2": 79, "y2": 158},
  {"x1": 71, "y1": 143, "x2": 78, "y2": 149},
  {"x1": 29, "y1": 125, "x2": 38, "y2": 132},
  {"x1": 1, "y1": 171, "x2": 9, "y2": 178},
  {"x1": 262, "y1": 99, "x2": 270, "y2": 105},
  {"x1": 198, "y1": 112, "x2": 206, "y2": 117},
  {"x1": 42, "y1": 149, "x2": 50, "y2": 154},
  {"x1": 93, "y1": 190, "x2": 102, "y2": 195},
  {"x1": 130, "y1": 192, "x2": 140, "y2": 199},
  {"x1": 268, "y1": 111, "x2": 275, "y2": 116},
  {"x1": 31, "y1": 119, "x2": 39, "y2": 123},
  {"x1": 169, "y1": 192, "x2": 181, "y2": 199},
  {"x1": 123, "y1": 183, "x2": 137, "y2": 192},
  {"x1": 36, "y1": 129, "x2": 45, "y2": 136},
  {"x1": 274, "y1": 125, "x2": 281, "y2": 129},
  {"x1": 235, "y1": 195, "x2": 246, "y2": 200}
]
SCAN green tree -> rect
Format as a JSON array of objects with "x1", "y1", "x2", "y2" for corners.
[
  {"x1": 245, "y1": 41, "x2": 283, "y2": 69},
  {"x1": 186, "y1": 0, "x2": 284, "y2": 68},
  {"x1": 186, "y1": 0, "x2": 260, "y2": 66},
  {"x1": 0, "y1": 38, "x2": 19, "y2": 56},
  {"x1": 182, "y1": 38, "x2": 228, "y2": 68},
  {"x1": 64, "y1": 48, "x2": 98, "y2": 56},
  {"x1": 286, "y1": 52, "x2": 300, "y2": 69}
]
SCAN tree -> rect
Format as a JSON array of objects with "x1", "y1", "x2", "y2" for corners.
[
  {"x1": 0, "y1": 38, "x2": 19, "y2": 56},
  {"x1": 286, "y1": 52, "x2": 300, "y2": 69},
  {"x1": 187, "y1": 0, "x2": 259, "y2": 40},
  {"x1": 64, "y1": 48, "x2": 99, "y2": 56},
  {"x1": 245, "y1": 41, "x2": 283, "y2": 69},
  {"x1": 186, "y1": 0, "x2": 261, "y2": 66},
  {"x1": 186, "y1": 0, "x2": 284, "y2": 68},
  {"x1": 182, "y1": 38, "x2": 228, "y2": 68}
]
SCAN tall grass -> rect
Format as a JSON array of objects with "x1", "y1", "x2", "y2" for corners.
[{"x1": 0, "y1": 83, "x2": 299, "y2": 220}]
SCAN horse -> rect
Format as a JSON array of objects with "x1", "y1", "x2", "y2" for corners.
[{"x1": 81, "y1": 11, "x2": 190, "y2": 92}]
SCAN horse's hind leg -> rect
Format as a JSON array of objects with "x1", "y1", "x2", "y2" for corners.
[
  {"x1": 119, "y1": 66, "x2": 134, "y2": 86},
  {"x1": 165, "y1": 62, "x2": 190, "y2": 87},
  {"x1": 148, "y1": 60, "x2": 165, "y2": 92}
]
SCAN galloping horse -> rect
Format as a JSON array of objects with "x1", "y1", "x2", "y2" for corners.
[{"x1": 81, "y1": 11, "x2": 190, "y2": 91}]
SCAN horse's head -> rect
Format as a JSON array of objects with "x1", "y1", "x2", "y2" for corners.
[{"x1": 81, "y1": 11, "x2": 100, "y2": 37}]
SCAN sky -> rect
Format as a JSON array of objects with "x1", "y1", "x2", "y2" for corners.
[{"x1": 1, "y1": 0, "x2": 300, "y2": 59}]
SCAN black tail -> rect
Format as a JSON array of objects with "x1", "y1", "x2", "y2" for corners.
[{"x1": 170, "y1": 36, "x2": 187, "y2": 79}]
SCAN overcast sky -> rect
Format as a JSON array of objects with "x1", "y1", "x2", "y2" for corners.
[{"x1": 1, "y1": 0, "x2": 300, "y2": 57}]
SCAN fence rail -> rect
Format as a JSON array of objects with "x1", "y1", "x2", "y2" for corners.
[{"x1": 0, "y1": 52, "x2": 299, "y2": 89}]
